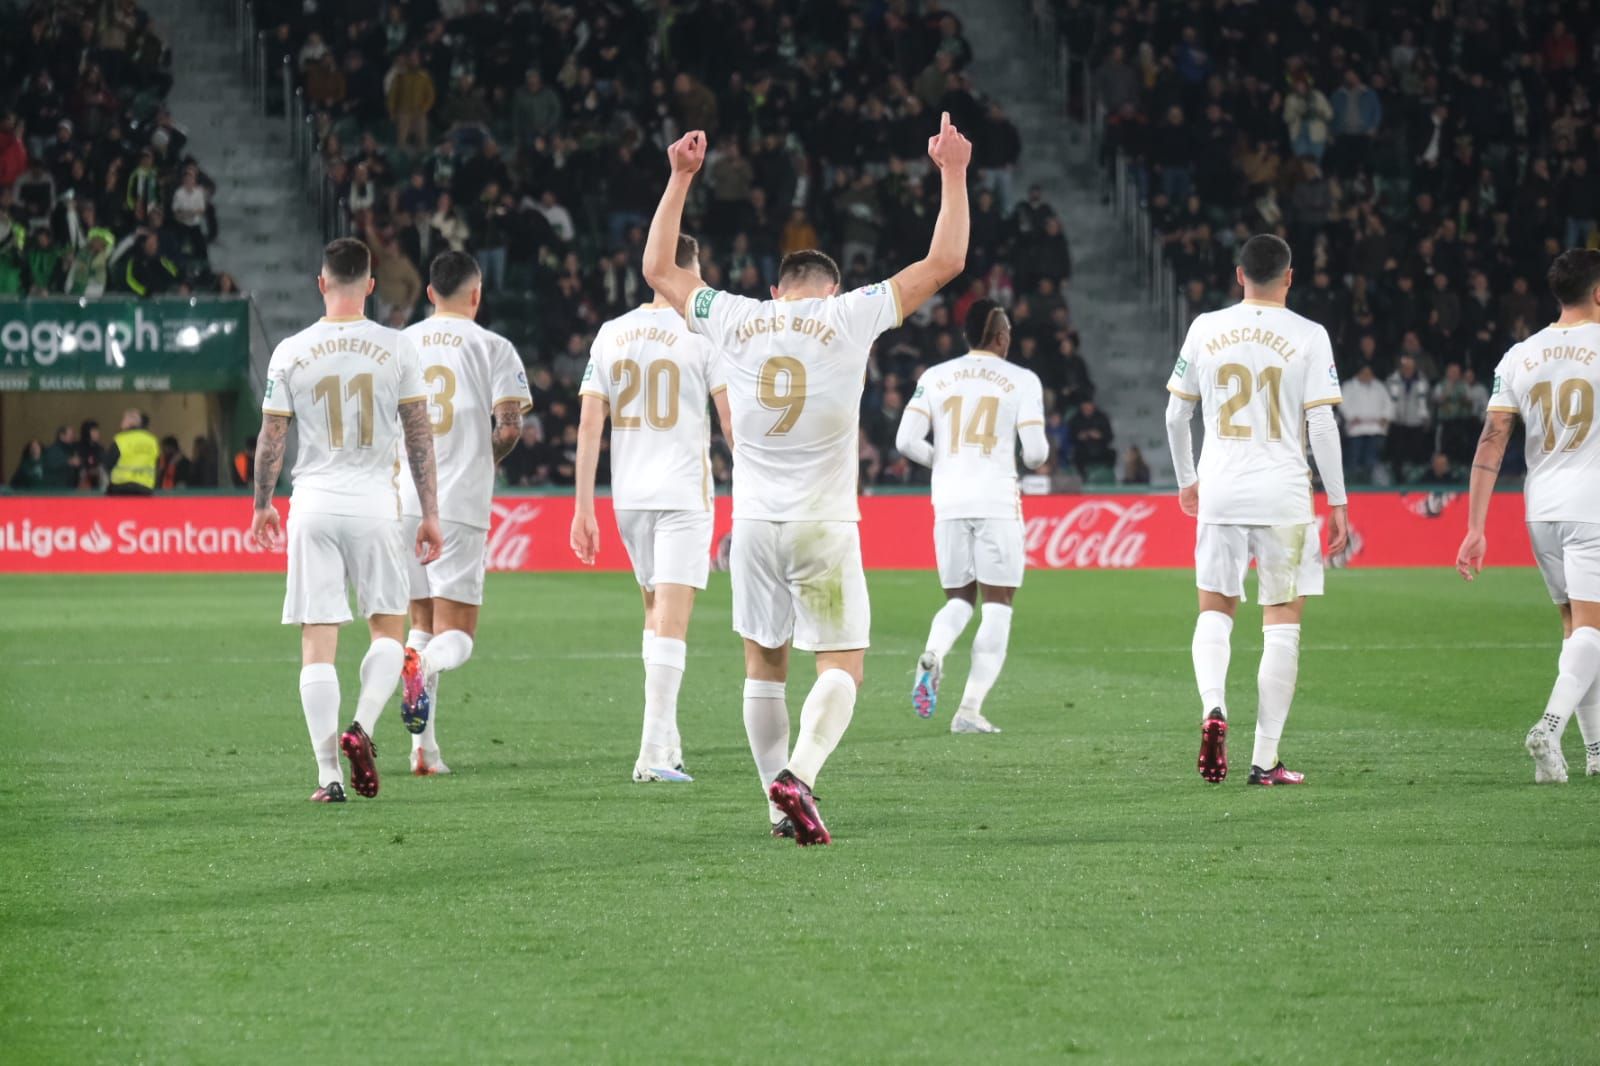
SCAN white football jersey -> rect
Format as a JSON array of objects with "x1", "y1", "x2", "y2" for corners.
[
  {"x1": 905, "y1": 352, "x2": 1045, "y2": 520},
  {"x1": 263, "y1": 316, "x2": 425, "y2": 517},
  {"x1": 398, "y1": 313, "x2": 532, "y2": 529},
  {"x1": 580, "y1": 304, "x2": 724, "y2": 512},
  {"x1": 1488, "y1": 321, "x2": 1600, "y2": 523},
  {"x1": 684, "y1": 281, "x2": 900, "y2": 522},
  {"x1": 1168, "y1": 300, "x2": 1342, "y2": 526}
]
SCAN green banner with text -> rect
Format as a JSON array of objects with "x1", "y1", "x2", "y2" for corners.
[{"x1": 0, "y1": 298, "x2": 250, "y2": 392}]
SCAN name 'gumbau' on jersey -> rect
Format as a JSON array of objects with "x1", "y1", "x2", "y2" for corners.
[
  {"x1": 906, "y1": 352, "x2": 1045, "y2": 520},
  {"x1": 580, "y1": 304, "x2": 724, "y2": 512},
  {"x1": 683, "y1": 281, "x2": 900, "y2": 522},
  {"x1": 263, "y1": 316, "x2": 426, "y2": 517},
  {"x1": 1488, "y1": 320, "x2": 1600, "y2": 524},
  {"x1": 1168, "y1": 301, "x2": 1342, "y2": 526},
  {"x1": 397, "y1": 313, "x2": 533, "y2": 530}
]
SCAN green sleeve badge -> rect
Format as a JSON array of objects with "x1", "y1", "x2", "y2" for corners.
[
  {"x1": 581, "y1": 360, "x2": 596, "y2": 384},
  {"x1": 693, "y1": 289, "x2": 718, "y2": 319},
  {"x1": 1172, "y1": 356, "x2": 1188, "y2": 378}
]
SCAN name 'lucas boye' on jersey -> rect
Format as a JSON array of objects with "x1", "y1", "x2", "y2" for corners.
[
  {"x1": 682, "y1": 281, "x2": 900, "y2": 522},
  {"x1": 1168, "y1": 300, "x2": 1342, "y2": 527},
  {"x1": 263, "y1": 316, "x2": 426, "y2": 518},
  {"x1": 1489, "y1": 320, "x2": 1600, "y2": 524},
  {"x1": 398, "y1": 313, "x2": 533, "y2": 530},
  {"x1": 579, "y1": 303, "x2": 725, "y2": 512},
  {"x1": 905, "y1": 352, "x2": 1046, "y2": 520}
]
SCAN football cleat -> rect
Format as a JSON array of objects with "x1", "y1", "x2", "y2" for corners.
[
  {"x1": 412, "y1": 749, "x2": 451, "y2": 776},
  {"x1": 308, "y1": 782, "x2": 347, "y2": 803},
  {"x1": 951, "y1": 712, "x2": 1001, "y2": 734},
  {"x1": 633, "y1": 762, "x2": 694, "y2": 783},
  {"x1": 1247, "y1": 761, "x2": 1305, "y2": 786},
  {"x1": 1198, "y1": 709, "x2": 1228, "y2": 783},
  {"x1": 1587, "y1": 749, "x2": 1600, "y2": 777},
  {"x1": 399, "y1": 647, "x2": 431, "y2": 735},
  {"x1": 1526, "y1": 727, "x2": 1568, "y2": 784},
  {"x1": 768, "y1": 769, "x2": 830, "y2": 846},
  {"x1": 771, "y1": 817, "x2": 797, "y2": 839},
  {"x1": 338, "y1": 721, "x2": 380, "y2": 798},
  {"x1": 912, "y1": 652, "x2": 942, "y2": 718}
]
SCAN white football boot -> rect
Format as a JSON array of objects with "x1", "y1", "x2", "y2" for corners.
[{"x1": 1526, "y1": 727, "x2": 1568, "y2": 784}]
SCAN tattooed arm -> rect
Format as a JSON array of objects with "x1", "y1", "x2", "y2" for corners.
[
  {"x1": 1456, "y1": 410, "x2": 1515, "y2": 581},
  {"x1": 400, "y1": 399, "x2": 445, "y2": 564},
  {"x1": 249, "y1": 414, "x2": 290, "y2": 548},
  {"x1": 492, "y1": 399, "x2": 524, "y2": 463}
]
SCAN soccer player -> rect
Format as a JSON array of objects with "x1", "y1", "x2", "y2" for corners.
[
  {"x1": 251, "y1": 238, "x2": 444, "y2": 803},
  {"x1": 1456, "y1": 248, "x2": 1600, "y2": 783},
  {"x1": 569, "y1": 234, "x2": 733, "y2": 784},
  {"x1": 396, "y1": 251, "x2": 532, "y2": 776},
  {"x1": 640, "y1": 116, "x2": 971, "y2": 844},
  {"x1": 896, "y1": 299, "x2": 1048, "y2": 734},
  {"x1": 1163, "y1": 234, "x2": 1349, "y2": 786}
]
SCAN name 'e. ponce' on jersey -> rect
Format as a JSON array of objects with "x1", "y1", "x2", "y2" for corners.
[
  {"x1": 1488, "y1": 320, "x2": 1600, "y2": 524},
  {"x1": 1168, "y1": 300, "x2": 1342, "y2": 527},
  {"x1": 262, "y1": 316, "x2": 425, "y2": 518},
  {"x1": 683, "y1": 281, "x2": 900, "y2": 523},
  {"x1": 906, "y1": 353, "x2": 1046, "y2": 520},
  {"x1": 398, "y1": 313, "x2": 533, "y2": 530},
  {"x1": 579, "y1": 304, "x2": 724, "y2": 512}
]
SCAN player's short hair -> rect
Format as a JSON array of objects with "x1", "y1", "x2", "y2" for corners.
[
  {"x1": 675, "y1": 234, "x2": 700, "y2": 270},
  {"x1": 321, "y1": 238, "x2": 370, "y2": 285},
  {"x1": 429, "y1": 250, "x2": 481, "y2": 298},
  {"x1": 777, "y1": 250, "x2": 841, "y2": 289},
  {"x1": 963, "y1": 298, "x2": 1007, "y2": 349},
  {"x1": 1547, "y1": 248, "x2": 1600, "y2": 308},
  {"x1": 1237, "y1": 234, "x2": 1292, "y2": 286}
]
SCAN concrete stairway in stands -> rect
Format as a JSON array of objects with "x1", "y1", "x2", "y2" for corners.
[
  {"x1": 944, "y1": 0, "x2": 1178, "y2": 481},
  {"x1": 142, "y1": 0, "x2": 324, "y2": 347}
]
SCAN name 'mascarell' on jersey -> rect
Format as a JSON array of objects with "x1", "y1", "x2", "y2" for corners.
[{"x1": 1488, "y1": 321, "x2": 1600, "y2": 524}]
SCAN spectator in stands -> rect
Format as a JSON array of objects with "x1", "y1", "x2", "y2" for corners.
[
  {"x1": 26, "y1": 229, "x2": 64, "y2": 293},
  {"x1": 10, "y1": 440, "x2": 44, "y2": 490},
  {"x1": 231, "y1": 436, "x2": 255, "y2": 488},
  {"x1": 1432, "y1": 363, "x2": 1479, "y2": 465},
  {"x1": 1283, "y1": 74, "x2": 1333, "y2": 162},
  {"x1": 501, "y1": 421, "x2": 550, "y2": 487},
  {"x1": 169, "y1": 166, "x2": 209, "y2": 249},
  {"x1": 1419, "y1": 452, "x2": 1457, "y2": 485},
  {"x1": 1327, "y1": 69, "x2": 1382, "y2": 176},
  {"x1": 41, "y1": 425, "x2": 80, "y2": 487},
  {"x1": 79, "y1": 420, "x2": 107, "y2": 490},
  {"x1": 387, "y1": 49, "x2": 436, "y2": 152},
  {"x1": 190, "y1": 436, "x2": 217, "y2": 488},
  {"x1": 157, "y1": 436, "x2": 190, "y2": 489},
  {"x1": 512, "y1": 70, "x2": 561, "y2": 145},
  {"x1": 1121, "y1": 446, "x2": 1151, "y2": 485},
  {"x1": 1068, "y1": 400, "x2": 1115, "y2": 479},
  {"x1": 1342, "y1": 365, "x2": 1392, "y2": 483},
  {"x1": 1386, "y1": 353, "x2": 1432, "y2": 478},
  {"x1": 371, "y1": 230, "x2": 422, "y2": 326},
  {"x1": 107, "y1": 408, "x2": 158, "y2": 496},
  {"x1": 124, "y1": 231, "x2": 177, "y2": 297}
]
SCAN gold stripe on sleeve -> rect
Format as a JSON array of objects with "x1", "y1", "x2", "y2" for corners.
[
  {"x1": 1166, "y1": 384, "x2": 1200, "y2": 401},
  {"x1": 1302, "y1": 397, "x2": 1342, "y2": 409}
]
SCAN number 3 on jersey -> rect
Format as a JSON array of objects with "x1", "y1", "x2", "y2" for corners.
[
  {"x1": 423, "y1": 366, "x2": 456, "y2": 436},
  {"x1": 1216, "y1": 363, "x2": 1284, "y2": 441}
]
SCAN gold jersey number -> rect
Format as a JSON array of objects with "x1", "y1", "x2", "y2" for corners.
[
  {"x1": 1216, "y1": 363, "x2": 1285, "y2": 441},
  {"x1": 1528, "y1": 378, "x2": 1596, "y2": 452},
  {"x1": 611, "y1": 359, "x2": 682, "y2": 431},
  {"x1": 940, "y1": 394, "x2": 1001, "y2": 455},
  {"x1": 423, "y1": 366, "x2": 457, "y2": 436},
  {"x1": 757, "y1": 356, "x2": 806, "y2": 435},
  {"x1": 311, "y1": 372, "x2": 375, "y2": 449}
]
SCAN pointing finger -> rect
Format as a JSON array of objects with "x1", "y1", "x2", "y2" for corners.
[{"x1": 940, "y1": 110, "x2": 951, "y2": 135}]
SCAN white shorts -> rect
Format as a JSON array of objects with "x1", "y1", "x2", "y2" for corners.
[
  {"x1": 1528, "y1": 521, "x2": 1600, "y2": 604},
  {"x1": 403, "y1": 517, "x2": 488, "y2": 606},
  {"x1": 1195, "y1": 522, "x2": 1324, "y2": 605},
  {"x1": 731, "y1": 519, "x2": 870, "y2": 652},
  {"x1": 615, "y1": 508, "x2": 713, "y2": 590},
  {"x1": 935, "y1": 517, "x2": 1025, "y2": 588},
  {"x1": 282, "y1": 510, "x2": 409, "y2": 625}
]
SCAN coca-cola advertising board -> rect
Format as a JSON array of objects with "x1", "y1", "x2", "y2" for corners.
[{"x1": 0, "y1": 492, "x2": 1535, "y2": 574}]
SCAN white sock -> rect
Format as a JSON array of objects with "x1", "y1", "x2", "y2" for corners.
[
  {"x1": 642, "y1": 628, "x2": 655, "y2": 664},
  {"x1": 1536, "y1": 626, "x2": 1600, "y2": 739},
  {"x1": 1192, "y1": 610, "x2": 1234, "y2": 717},
  {"x1": 786, "y1": 669, "x2": 857, "y2": 788},
  {"x1": 957, "y1": 603, "x2": 1012, "y2": 718},
  {"x1": 422, "y1": 629, "x2": 473, "y2": 676},
  {"x1": 406, "y1": 629, "x2": 439, "y2": 753},
  {"x1": 353, "y1": 637, "x2": 405, "y2": 735},
  {"x1": 640, "y1": 637, "x2": 686, "y2": 765},
  {"x1": 1252, "y1": 624, "x2": 1301, "y2": 769},
  {"x1": 923, "y1": 598, "x2": 975, "y2": 659},
  {"x1": 300, "y1": 663, "x2": 342, "y2": 786},
  {"x1": 407, "y1": 628, "x2": 432, "y2": 653},
  {"x1": 743, "y1": 678, "x2": 789, "y2": 816}
]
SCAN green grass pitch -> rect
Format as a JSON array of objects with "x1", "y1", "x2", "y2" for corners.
[{"x1": 3, "y1": 568, "x2": 1598, "y2": 1063}]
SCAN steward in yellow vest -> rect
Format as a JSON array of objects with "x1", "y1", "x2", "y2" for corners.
[{"x1": 108, "y1": 409, "x2": 159, "y2": 495}]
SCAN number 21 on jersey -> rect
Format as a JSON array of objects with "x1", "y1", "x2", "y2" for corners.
[{"x1": 1216, "y1": 363, "x2": 1284, "y2": 441}]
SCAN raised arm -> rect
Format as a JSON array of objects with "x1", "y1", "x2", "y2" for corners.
[
  {"x1": 400, "y1": 399, "x2": 444, "y2": 564},
  {"x1": 1456, "y1": 410, "x2": 1515, "y2": 581},
  {"x1": 642, "y1": 131, "x2": 708, "y2": 317},
  {"x1": 249, "y1": 413, "x2": 290, "y2": 548},
  {"x1": 891, "y1": 112, "x2": 972, "y2": 318},
  {"x1": 570, "y1": 394, "x2": 607, "y2": 565}
]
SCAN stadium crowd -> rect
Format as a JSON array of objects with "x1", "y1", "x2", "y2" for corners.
[
  {"x1": 0, "y1": 1, "x2": 240, "y2": 299},
  {"x1": 254, "y1": 0, "x2": 1127, "y2": 488},
  {"x1": 8, "y1": 409, "x2": 228, "y2": 492},
  {"x1": 1066, "y1": 0, "x2": 1600, "y2": 482}
]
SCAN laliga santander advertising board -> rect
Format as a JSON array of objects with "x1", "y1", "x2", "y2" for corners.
[{"x1": 0, "y1": 492, "x2": 1535, "y2": 574}]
